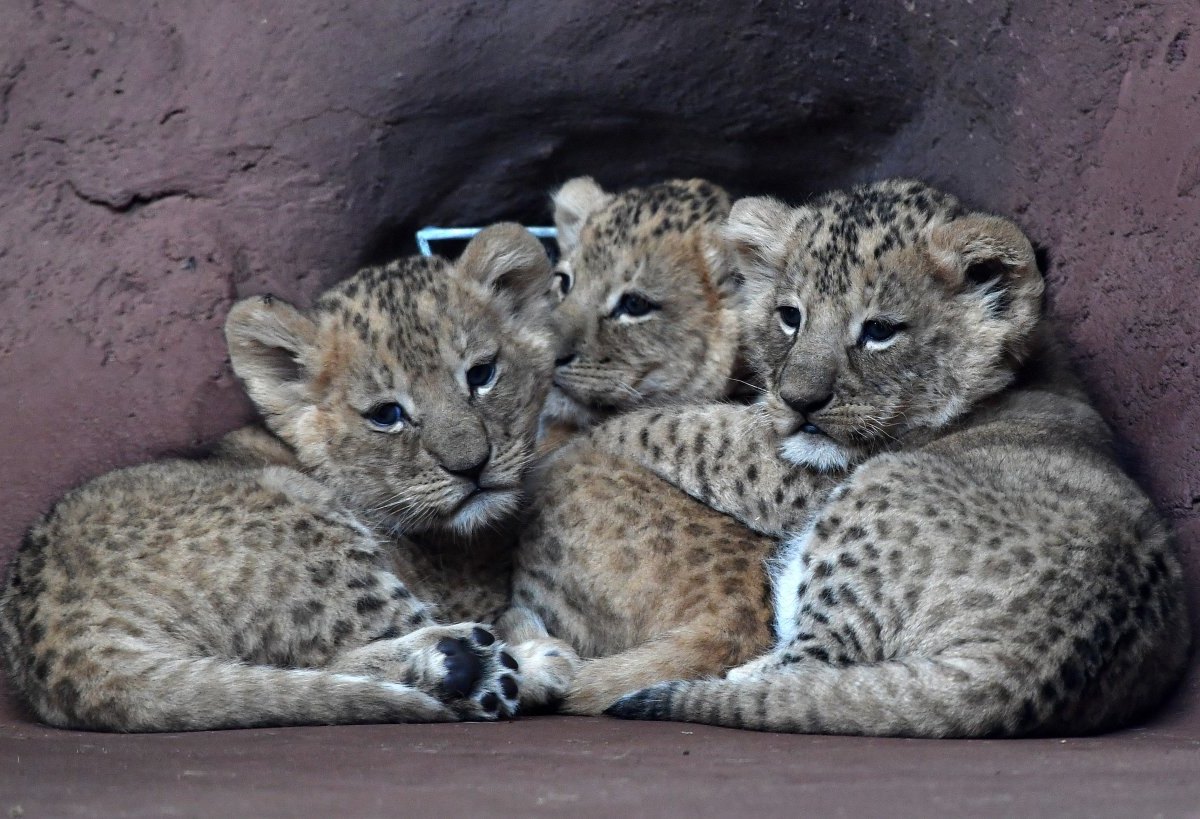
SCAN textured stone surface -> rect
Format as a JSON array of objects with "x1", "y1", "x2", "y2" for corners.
[
  {"x1": 0, "y1": 0, "x2": 1196, "y2": 747},
  {"x1": 2, "y1": 710, "x2": 1199, "y2": 818}
]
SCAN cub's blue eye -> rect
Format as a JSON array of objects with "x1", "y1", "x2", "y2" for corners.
[
  {"x1": 778, "y1": 306, "x2": 802, "y2": 329},
  {"x1": 365, "y1": 402, "x2": 404, "y2": 428},
  {"x1": 466, "y1": 361, "x2": 496, "y2": 389},
  {"x1": 612, "y1": 292, "x2": 658, "y2": 318},
  {"x1": 860, "y1": 319, "x2": 904, "y2": 345}
]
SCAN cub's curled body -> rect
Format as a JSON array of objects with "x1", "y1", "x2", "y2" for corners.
[
  {"x1": 604, "y1": 183, "x2": 1189, "y2": 737},
  {"x1": 513, "y1": 177, "x2": 830, "y2": 713},
  {"x1": 0, "y1": 226, "x2": 573, "y2": 731}
]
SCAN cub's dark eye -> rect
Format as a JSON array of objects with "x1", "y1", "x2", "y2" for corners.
[
  {"x1": 554, "y1": 271, "x2": 572, "y2": 296},
  {"x1": 859, "y1": 319, "x2": 905, "y2": 346},
  {"x1": 777, "y1": 305, "x2": 802, "y2": 330},
  {"x1": 365, "y1": 402, "x2": 404, "y2": 429},
  {"x1": 466, "y1": 361, "x2": 497, "y2": 390},
  {"x1": 612, "y1": 292, "x2": 659, "y2": 319}
]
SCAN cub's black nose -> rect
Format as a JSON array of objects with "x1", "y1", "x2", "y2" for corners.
[
  {"x1": 782, "y1": 392, "x2": 833, "y2": 416},
  {"x1": 444, "y1": 450, "x2": 491, "y2": 485},
  {"x1": 554, "y1": 353, "x2": 576, "y2": 368}
]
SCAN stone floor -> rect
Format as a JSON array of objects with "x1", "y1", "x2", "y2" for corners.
[{"x1": 4, "y1": 679, "x2": 1198, "y2": 818}]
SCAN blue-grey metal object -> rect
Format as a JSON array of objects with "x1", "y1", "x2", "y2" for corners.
[{"x1": 416, "y1": 226, "x2": 557, "y2": 256}]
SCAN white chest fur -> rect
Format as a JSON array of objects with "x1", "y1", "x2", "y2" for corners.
[{"x1": 768, "y1": 516, "x2": 820, "y2": 645}]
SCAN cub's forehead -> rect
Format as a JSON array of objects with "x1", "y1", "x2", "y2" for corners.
[
  {"x1": 576, "y1": 180, "x2": 728, "y2": 271},
  {"x1": 312, "y1": 256, "x2": 496, "y2": 362},
  {"x1": 784, "y1": 180, "x2": 963, "y2": 297}
]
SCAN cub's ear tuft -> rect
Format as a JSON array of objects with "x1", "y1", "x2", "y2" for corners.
[
  {"x1": 225, "y1": 295, "x2": 318, "y2": 422},
  {"x1": 722, "y1": 196, "x2": 799, "y2": 298},
  {"x1": 927, "y1": 214, "x2": 1043, "y2": 318},
  {"x1": 457, "y1": 222, "x2": 554, "y2": 318},
  {"x1": 551, "y1": 177, "x2": 612, "y2": 255}
]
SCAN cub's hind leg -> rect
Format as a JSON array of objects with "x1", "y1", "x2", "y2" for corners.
[
  {"x1": 514, "y1": 447, "x2": 777, "y2": 714},
  {"x1": 563, "y1": 615, "x2": 773, "y2": 715}
]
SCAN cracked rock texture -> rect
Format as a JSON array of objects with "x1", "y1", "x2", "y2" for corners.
[{"x1": 1, "y1": 2, "x2": 1197, "y2": 708}]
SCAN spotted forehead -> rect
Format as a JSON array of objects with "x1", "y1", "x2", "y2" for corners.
[
  {"x1": 790, "y1": 180, "x2": 964, "y2": 296},
  {"x1": 578, "y1": 180, "x2": 729, "y2": 272},
  {"x1": 313, "y1": 256, "x2": 468, "y2": 363}
]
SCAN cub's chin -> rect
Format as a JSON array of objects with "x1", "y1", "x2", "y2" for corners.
[
  {"x1": 446, "y1": 487, "x2": 522, "y2": 535},
  {"x1": 778, "y1": 428, "x2": 855, "y2": 473}
]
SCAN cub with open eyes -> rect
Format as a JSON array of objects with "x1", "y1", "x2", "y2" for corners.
[
  {"x1": 500, "y1": 178, "x2": 786, "y2": 711},
  {"x1": 0, "y1": 225, "x2": 576, "y2": 731},
  {"x1": 538, "y1": 176, "x2": 748, "y2": 443},
  {"x1": 510, "y1": 177, "x2": 816, "y2": 714},
  {"x1": 598, "y1": 181, "x2": 1189, "y2": 737}
]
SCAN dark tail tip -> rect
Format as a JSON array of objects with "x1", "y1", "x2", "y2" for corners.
[
  {"x1": 604, "y1": 682, "x2": 676, "y2": 720},
  {"x1": 1032, "y1": 242, "x2": 1052, "y2": 276}
]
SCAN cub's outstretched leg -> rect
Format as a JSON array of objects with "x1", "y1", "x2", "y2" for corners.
[
  {"x1": 586, "y1": 404, "x2": 844, "y2": 538},
  {"x1": 0, "y1": 463, "x2": 521, "y2": 731}
]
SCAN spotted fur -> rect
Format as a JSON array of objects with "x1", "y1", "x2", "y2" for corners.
[
  {"x1": 601, "y1": 181, "x2": 1190, "y2": 736},
  {"x1": 0, "y1": 225, "x2": 577, "y2": 731},
  {"x1": 506, "y1": 178, "x2": 787, "y2": 712}
]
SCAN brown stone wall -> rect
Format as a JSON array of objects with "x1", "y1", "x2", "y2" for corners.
[{"x1": 1, "y1": 1, "x2": 1196, "y2": 710}]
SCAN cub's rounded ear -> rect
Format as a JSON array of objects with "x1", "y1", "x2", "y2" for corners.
[
  {"x1": 225, "y1": 295, "x2": 318, "y2": 421},
  {"x1": 551, "y1": 176, "x2": 612, "y2": 256},
  {"x1": 927, "y1": 214, "x2": 1043, "y2": 318},
  {"x1": 457, "y1": 222, "x2": 554, "y2": 317},
  {"x1": 722, "y1": 196, "x2": 799, "y2": 298},
  {"x1": 694, "y1": 223, "x2": 741, "y2": 300}
]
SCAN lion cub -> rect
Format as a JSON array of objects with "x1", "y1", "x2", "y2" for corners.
[
  {"x1": 501, "y1": 179, "x2": 782, "y2": 712},
  {"x1": 598, "y1": 182, "x2": 1190, "y2": 736},
  {"x1": 519, "y1": 180, "x2": 1189, "y2": 727},
  {"x1": 0, "y1": 225, "x2": 575, "y2": 731}
]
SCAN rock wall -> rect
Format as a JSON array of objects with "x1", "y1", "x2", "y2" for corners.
[{"x1": 2, "y1": 1, "x2": 1197, "y2": 703}]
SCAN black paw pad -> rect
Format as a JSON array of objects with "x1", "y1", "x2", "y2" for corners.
[
  {"x1": 437, "y1": 637, "x2": 483, "y2": 698},
  {"x1": 480, "y1": 692, "x2": 500, "y2": 712},
  {"x1": 499, "y1": 651, "x2": 518, "y2": 670},
  {"x1": 500, "y1": 674, "x2": 518, "y2": 699},
  {"x1": 471, "y1": 626, "x2": 495, "y2": 646}
]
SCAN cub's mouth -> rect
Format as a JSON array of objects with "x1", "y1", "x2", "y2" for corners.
[{"x1": 766, "y1": 406, "x2": 855, "y2": 473}]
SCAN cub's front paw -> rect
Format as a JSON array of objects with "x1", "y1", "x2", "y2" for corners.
[
  {"x1": 425, "y1": 624, "x2": 522, "y2": 720},
  {"x1": 506, "y1": 637, "x2": 581, "y2": 713},
  {"x1": 335, "y1": 623, "x2": 521, "y2": 720}
]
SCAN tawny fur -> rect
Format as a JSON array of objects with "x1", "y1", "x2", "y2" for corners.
[
  {"x1": 509, "y1": 178, "x2": 785, "y2": 711},
  {"x1": 0, "y1": 225, "x2": 578, "y2": 731},
  {"x1": 597, "y1": 180, "x2": 1189, "y2": 736}
]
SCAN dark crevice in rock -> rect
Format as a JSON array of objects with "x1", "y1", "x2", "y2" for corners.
[
  {"x1": 0, "y1": 58, "x2": 27, "y2": 128},
  {"x1": 65, "y1": 181, "x2": 199, "y2": 214}
]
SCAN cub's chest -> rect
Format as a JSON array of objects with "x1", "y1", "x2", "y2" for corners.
[{"x1": 389, "y1": 532, "x2": 515, "y2": 624}]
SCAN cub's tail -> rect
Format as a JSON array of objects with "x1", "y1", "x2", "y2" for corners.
[{"x1": 606, "y1": 655, "x2": 1098, "y2": 738}]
